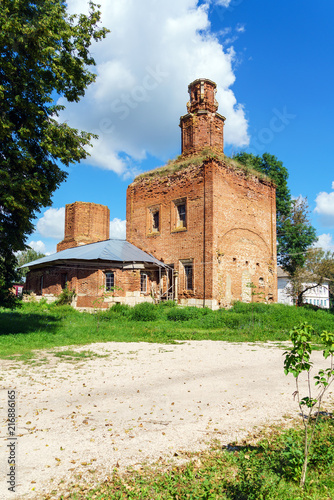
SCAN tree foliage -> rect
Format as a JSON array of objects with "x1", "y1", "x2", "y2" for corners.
[
  {"x1": 16, "y1": 247, "x2": 45, "y2": 281},
  {"x1": 279, "y1": 197, "x2": 317, "y2": 277},
  {"x1": 0, "y1": 0, "x2": 108, "y2": 306}
]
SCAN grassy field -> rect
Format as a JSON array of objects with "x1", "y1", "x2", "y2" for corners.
[
  {"x1": 1, "y1": 300, "x2": 334, "y2": 359},
  {"x1": 47, "y1": 414, "x2": 334, "y2": 500}
]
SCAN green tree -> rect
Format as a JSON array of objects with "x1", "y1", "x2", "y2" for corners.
[
  {"x1": 279, "y1": 197, "x2": 317, "y2": 278},
  {"x1": 16, "y1": 247, "x2": 45, "y2": 282},
  {"x1": 0, "y1": 0, "x2": 108, "y2": 307}
]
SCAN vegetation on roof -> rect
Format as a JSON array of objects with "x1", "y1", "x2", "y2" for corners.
[{"x1": 133, "y1": 148, "x2": 272, "y2": 184}]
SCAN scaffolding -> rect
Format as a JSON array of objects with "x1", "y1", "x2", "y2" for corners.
[{"x1": 158, "y1": 265, "x2": 174, "y2": 302}]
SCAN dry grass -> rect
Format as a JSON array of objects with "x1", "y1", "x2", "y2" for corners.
[{"x1": 133, "y1": 148, "x2": 272, "y2": 184}]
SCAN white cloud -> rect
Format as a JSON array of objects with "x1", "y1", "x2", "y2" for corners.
[
  {"x1": 212, "y1": 0, "x2": 233, "y2": 6},
  {"x1": 60, "y1": 0, "x2": 249, "y2": 175},
  {"x1": 27, "y1": 240, "x2": 46, "y2": 254},
  {"x1": 110, "y1": 218, "x2": 126, "y2": 239},
  {"x1": 314, "y1": 183, "x2": 334, "y2": 227},
  {"x1": 36, "y1": 208, "x2": 65, "y2": 239},
  {"x1": 236, "y1": 24, "x2": 245, "y2": 33},
  {"x1": 316, "y1": 233, "x2": 334, "y2": 252}
]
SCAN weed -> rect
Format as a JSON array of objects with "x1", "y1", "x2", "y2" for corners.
[
  {"x1": 131, "y1": 302, "x2": 158, "y2": 322},
  {"x1": 54, "y1": 285, "x2": 76, "y2": 306}
]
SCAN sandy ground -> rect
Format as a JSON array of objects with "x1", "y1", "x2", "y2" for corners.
[{"x1": 0, "y1": 340, "x2": 332, "y2": 499}]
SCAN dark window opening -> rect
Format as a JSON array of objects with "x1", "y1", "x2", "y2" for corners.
[
  {"x1": 140, "y1": 272, "x2": 147, "y2": 293},
  {"x1": 184, "y1": 264, "x2": 193, "y2": 290},
  {"x1": 40, "y1": 276, "x2": 43, "y2": 295},
  {"x1": 152, "y1": 211, "x2": 159, "y2": 232},
  {"x1": 177, "y1": 204, "x2": 186, "y2": 227},
  {"x1": 61, "y1": 273, "x2": 68, "y2": 290},
  {"x1": 105, "y1": 272, "x2": 115, "y2": 291}
]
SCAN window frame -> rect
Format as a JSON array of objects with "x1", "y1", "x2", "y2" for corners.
[
  {"x1": 140, "y1": 272, "x2": 148, "y2": 293},
  {"x1": 172, "y1": 198, "x2": 187, "y2": 232},
  {"x1": 105, "y1": 271, "x2": 115, "y2": 292},
  {"x1": 180, "y1": 259, "x2": 194, "y2": 291},
  {"x1": 147, "y1": 205, "x2": 161, "y2": 235}
]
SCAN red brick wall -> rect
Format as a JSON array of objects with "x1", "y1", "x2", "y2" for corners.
[
  {"x1": 127, "y1": 163, "x2": 210, "y2": 301},
  {"x1": 211, "y1": 160, "x2": 277, "y2": 305},
  {"x1": 57, "y1": 202, "x2": 110, "y2": 252},
  {"x1": 127, "y1": 159, "x2": 277, "y2": 306},
  {"x1": 25, "y1": 266, "x2": 159, "y2": 308}
]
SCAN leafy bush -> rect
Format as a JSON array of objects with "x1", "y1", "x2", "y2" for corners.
[
  {"x1": 54, "y1": 285, "x2": 76, "y2": 306},
  {"x1": 167, "y1": 308, "x2": 191, "y2": 321},
  {"x1": 131, "y1": 302, "x2": 158, "y2": 321},
  {"x1": 157, "y1": 300, "x2": 177, "y2": 308},
  {"x1": 107, "y1": 302, "x2": 131, "y2": 317},
  {"x1": 280, "y1": 434, "x2": 304, "y2": 481},
  {"x1": 166, "y1": 306, "x2": 207, "y2": 322}
]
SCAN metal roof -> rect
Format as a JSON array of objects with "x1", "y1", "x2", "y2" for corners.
[{"x1": 20, "y1": 239, "x2": 168, "y2": 269}]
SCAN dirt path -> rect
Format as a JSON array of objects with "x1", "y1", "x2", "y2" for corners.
[{"x1": 0, "y1": 340, "x2": 330, "y2": 499}]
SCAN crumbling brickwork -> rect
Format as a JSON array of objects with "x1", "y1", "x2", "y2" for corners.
[
  {"x1": 127, "y1": 159, "x2": 276, "y2": 307},
  {"x1": 180, "y1": 79, "x2": 225, "y2": 156},
  {"x1": 57, "y1": 202, "x2": 110, "y2": 252},
  {"x1": 25, "y1": 265, "x2": 158, "y2": 309}
]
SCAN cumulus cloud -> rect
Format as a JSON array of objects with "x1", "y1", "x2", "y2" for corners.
[
  {"x1": 28, "y1": 240, "x2": 46, "y2": 254},
  {"x1": 110, "y1": 218, "x2": 126, "y2": 239},
  {"x1": 316, "y1": 233, "x2": 334, "y2": 252},
  {"x1": 314, "y1": 181, "x2": 334, "y2": 227},
  {"x1": 60, "y1": 0, "x2": 249, "y2": 175},
  {"x1": 36, "y1": 208, "x2": 65, "y2": 239}
]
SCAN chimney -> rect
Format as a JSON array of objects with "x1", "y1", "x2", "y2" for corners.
[
  {"x1": 57, "y1": 202, "x2": 110, "y2": 252},
  {"x1": 179, "y1": 78, "x2": 226, "y2": 156}
]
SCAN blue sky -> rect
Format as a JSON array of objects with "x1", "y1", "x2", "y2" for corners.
[{"x1": 29, "y1": 0, "x2": 334, "y2": 255}]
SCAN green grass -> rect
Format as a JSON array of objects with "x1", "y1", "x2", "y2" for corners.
[
  {"x1": 0, "y1": 301, "x2": 334, "y2": 359},
  {"x1": 48, "y1": 413, "x2": 334, "y2": 499}
]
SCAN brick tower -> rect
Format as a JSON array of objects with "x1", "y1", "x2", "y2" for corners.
[
  {"x1": 57, "y1": 202, "x2": 110, "y2": 252},
  {"x1": 179, "y1": 78, "x2": 226, "y2": 156}
]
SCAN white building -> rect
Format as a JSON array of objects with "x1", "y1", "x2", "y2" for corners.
[{"x1": 277, "y1": 266, "x2": 330, "y2": 309}]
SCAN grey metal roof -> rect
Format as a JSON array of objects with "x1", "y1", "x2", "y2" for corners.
[
  {"x1": 20, "y1": 239, "x2": 168, "y2": 269},
  {"x1": 277, "y1": 266, "x2": 289, "y2": 278}
]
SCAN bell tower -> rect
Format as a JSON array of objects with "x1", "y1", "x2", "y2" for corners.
[{"x1": 179, "y1": 78, "x2": 226, "y2": 156}]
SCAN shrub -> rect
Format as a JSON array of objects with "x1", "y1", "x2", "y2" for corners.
[
  {"x1": 157, "y1": 300, "x2": 177, "y2": 308},
  {"x1": 54, "y1": 285, "x2": 76, "y2": 306},
  {"x1": 166, "y1": 306, "x2": 207, "y2": 321},
  {"x1": 167, "y1": 308, "x2": 191, "y2": 321},
  {"x1": 131, "y1": 302, "x2": 157, "y2": 321},
  {"x1": 107, "y1": 302, "x2": 131, "y2": 316}
]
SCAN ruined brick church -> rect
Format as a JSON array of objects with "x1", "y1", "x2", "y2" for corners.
[{"x1": 24, "y1": 79, "x2": 277, "y2": 309}]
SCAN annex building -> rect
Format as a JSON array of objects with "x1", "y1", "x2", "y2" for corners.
[{"x1": 24, "y1": 78, "x2": 277, "y2": 309}]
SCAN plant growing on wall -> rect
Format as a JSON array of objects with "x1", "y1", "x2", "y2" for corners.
[
  {"x1": 284, "y1": 322, "x2": 334, "y2": 488},
  {"x1": 55, "y1": 284, "x2": 76, "y2": 306}
]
